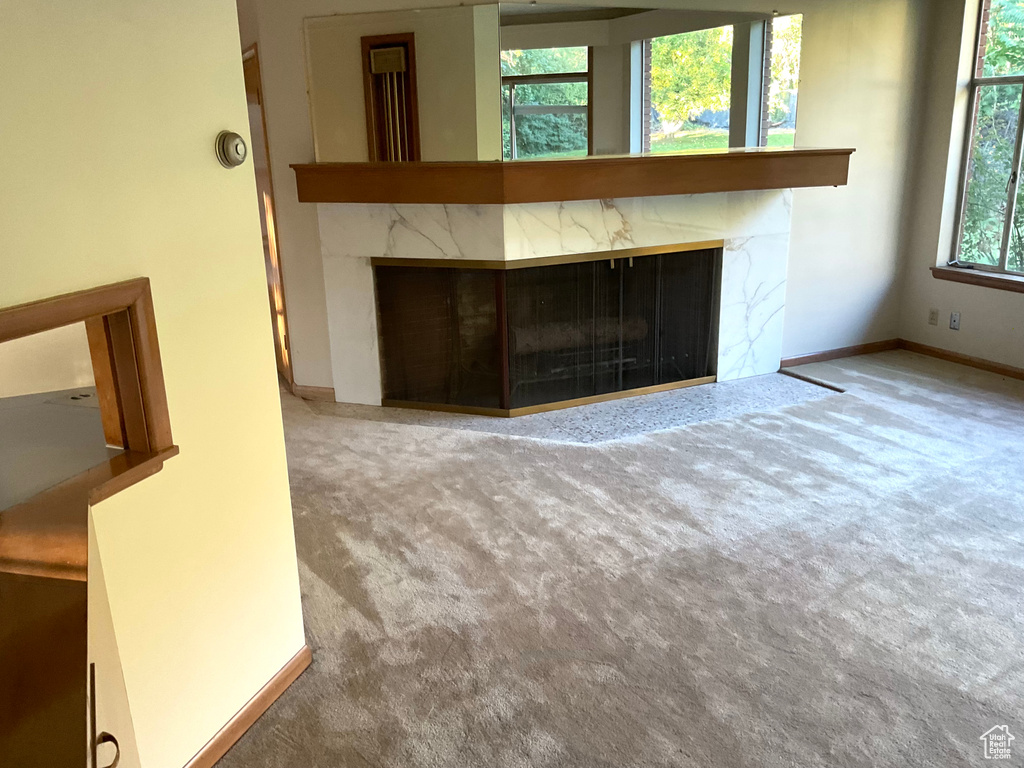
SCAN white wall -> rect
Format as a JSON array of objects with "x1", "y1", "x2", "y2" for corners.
[
  {"x1": 0, "y1": 324, "x2": 94, "y2": 399},
  {"x1": 244, "y1": 0, "x2": 927, "y2": 377},
  {"x1": 0, "y1": 2, "x2": 305, "y2": 766},
  {"x1": 897, "y1": 0, "x2": 1024, "y2": 370},
  {"x1": 781, "y1": 0, "x2": 921, "y2": 357}
]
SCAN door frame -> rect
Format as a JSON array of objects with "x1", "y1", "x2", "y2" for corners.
[{"x1": 243, "y1": 42, "x2": 294, "y2": 388}]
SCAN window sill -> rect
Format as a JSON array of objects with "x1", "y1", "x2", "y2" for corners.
[{"x1": 931, "y1": 266, "x2": 1024, "y2": 294}]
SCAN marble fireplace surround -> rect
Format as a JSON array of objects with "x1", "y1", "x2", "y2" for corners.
[{"x1": 317, "y1": 189, "x2": 792, "y2": 406}]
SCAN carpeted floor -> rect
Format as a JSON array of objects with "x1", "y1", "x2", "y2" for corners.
[{"x1": 218, "y1": 351, "x2": 1024, "y2": 767}]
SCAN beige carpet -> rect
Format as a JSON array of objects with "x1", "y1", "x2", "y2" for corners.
[{"x1": 218, "y1": 351, "x2": 1024, "y2": 767}]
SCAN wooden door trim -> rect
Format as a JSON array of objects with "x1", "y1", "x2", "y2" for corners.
[{"x1": 243, "y1": 42, "x2": 295, "y2": 387}]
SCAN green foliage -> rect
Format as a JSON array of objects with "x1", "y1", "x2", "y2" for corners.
[
  {"x1": 768, "y1": 15, "x2": 802, "y2": 127},
  {"x1": 511, "y1": 112, "x2": 589, "y2": 159},
  {"x1": 960, "y1": 2, "x2": 1024, "y2": 270},
  {"x1": 983, "y1": 0, "x2": 1024, "y2": 77},
  {"x1": 650, "y1": 128, "x2": 794, "y2": 153},
  {"x1": 501, "y1": 48, "x2": 589, "y2": 159},
  {"x1": 649, "y1": 27, "x2": 733, "y2": 124},
  {"x1": 500, "y1": 47, "x2": 587, "y2": 77},
  {"x1": 961, "y1": 85, "x2": 1018, "y2": 266}
]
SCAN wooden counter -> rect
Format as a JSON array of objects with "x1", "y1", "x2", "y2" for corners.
[{"x1": 291, "y1": 147, "x2": 854, "y2": 205}]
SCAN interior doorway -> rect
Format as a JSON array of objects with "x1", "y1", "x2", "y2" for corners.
[{"x1": 243, "y1": 44, "x2": 293, "y2": 387}]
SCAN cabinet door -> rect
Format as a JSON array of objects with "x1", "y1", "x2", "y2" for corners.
[{"x1": 0, "y1": 572, "x2": 87, "y2": 766}]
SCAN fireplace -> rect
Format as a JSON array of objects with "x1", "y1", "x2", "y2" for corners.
[{"x1": 374, "y1": 244, "x2": 722, "y2": 416}]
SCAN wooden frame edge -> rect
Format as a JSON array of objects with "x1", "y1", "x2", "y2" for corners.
[
  {"x1": 508, "y1": 376, "x2": 717, "y2": 416},
  {"x1": 370, "y1": 240, "x2": 726, "y2": 271},
  {"x1": 291, "y1": 146, "x2": 855, "y2": 205},
  {"x1": 243, "y1": 42, "x2": 296, "y2": 388},
  {"x1": 181, "y1": 645, "x2": 312, "y2": 768},
  {"x1": 381, "y1": 376, "x2": 717, "y2": 418},
  {"x1": 0, "y1": 278, "x2": 146, "y2": 344},
  {"x1": 931, "y1": 265, "x2": 1024, "y2": 294}
]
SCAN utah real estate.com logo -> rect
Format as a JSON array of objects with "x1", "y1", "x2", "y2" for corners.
[{"x1": 980, "y1": 725, "x2": 1015, "y2": 760}]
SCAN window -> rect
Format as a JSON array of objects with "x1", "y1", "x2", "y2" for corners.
[
  {"x1": 763, "y1": 14, "x2": 802, "y2": 148},
  {"x1": 642, "y1": 26, "x2": 734, "y2": 153},
  {"x1": 955, "y1": 0, "x2": 1024, "y2": 274},
  {"x1": 501, "y1": 46, "x2": 590, "y2": 160}
]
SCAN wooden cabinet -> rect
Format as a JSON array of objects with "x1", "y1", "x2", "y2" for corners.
[{"x1": 0, "y1": 572, "x2": 87, "y2": 765}]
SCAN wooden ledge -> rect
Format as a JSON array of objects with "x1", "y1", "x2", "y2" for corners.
[
  {"x1": 931, "y1": 265, "x2": 1024, "y2": 294},
  {"x1": 292, "y1": 147, "x2": 854, "y2": 205},
  {"x1": 0, "y1": 448, "x2": 178, "y2": 582}
]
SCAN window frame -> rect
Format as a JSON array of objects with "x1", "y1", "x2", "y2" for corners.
[
  {"x1": 952, "y1": 3, "x2": 1024, "y2": 275},
  {"x1": 501, "y1": 48, "x2": 593, "y2": 160}
]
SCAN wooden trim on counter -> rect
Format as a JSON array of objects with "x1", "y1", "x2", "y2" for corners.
[
  {"x1": 0, "y1": 449, "x2": 179, "y2": 582},
  {"x1": 371, "y1": 240, "x2": 725, "y2": 271},
  {"x1": 382, "y1": 375, "x2": 717, "y2": 418},
  {"x1": 182, "y1": 645, "x2": 312, "y2": 768},
  {"x1": 291, "y1": 146, "x2": 854, "y2": 205},
  {"x1": 931, "y1": 265, "x2": 1024, "y2": 294}
]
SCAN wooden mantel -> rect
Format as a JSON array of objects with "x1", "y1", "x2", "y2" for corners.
[{"x1": 291, "y1": 147, "x2": 854, "y2": 205}]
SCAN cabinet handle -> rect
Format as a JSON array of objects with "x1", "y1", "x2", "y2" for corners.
[
  {"x1": 90, "y1": 664, "x2": 120, "y2": 768},
  {"x1": 97, "y1": 732, "x2": 120, "y2": 768}
]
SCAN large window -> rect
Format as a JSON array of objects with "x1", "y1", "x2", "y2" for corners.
[
  {"x1": 764, "y1": 14, "x2": 802, "y2": 148},
  {"x1": 643, "y1": 26, "x2": 734, "y2": 153},
  {"x1": 955, "y1": 0, "x2": 1024, "y2": 274},
  {"x1": 501, "y1": 46, "x2": 590, "y2": 160},
  {"x1": 640, "y1": 17, "x2": 802, "y2": 154}
]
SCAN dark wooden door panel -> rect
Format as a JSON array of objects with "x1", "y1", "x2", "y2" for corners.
[{"x1": 0, "y1": 572, "x2": 87, "y2": 766}]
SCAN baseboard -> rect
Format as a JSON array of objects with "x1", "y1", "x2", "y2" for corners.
[
  {"x1": 291, "y1": 384, "x2": 336, "y2": 402},
  {"x1": 780, "y1": 338, "x2": 1024, "y2": 383},
  {"x1": 898, "y1": 340, "x2": 1024, "y2": 382},
  {"x1": 182, "y1": 645, "x2": 312, "y2": 768},
  {"x1": 780, "y1": 339, "x2": 901, "y2": 368}
]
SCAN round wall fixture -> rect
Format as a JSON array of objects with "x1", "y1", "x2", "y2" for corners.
[{"x1": 215, "y1": 130, "x2": 248, "y2": 168}]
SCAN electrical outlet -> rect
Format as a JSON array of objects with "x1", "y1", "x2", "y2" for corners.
[
  {"x1": 950, "y1": 312, "x2": 961, "y2": 331},
  {"x1": 928, "y1": 309, "x2": 939, "y2": 326}
]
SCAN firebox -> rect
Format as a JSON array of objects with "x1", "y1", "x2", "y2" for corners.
[{"x1": 373, "y1": 244, "x2": 722, "y2": 416}]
